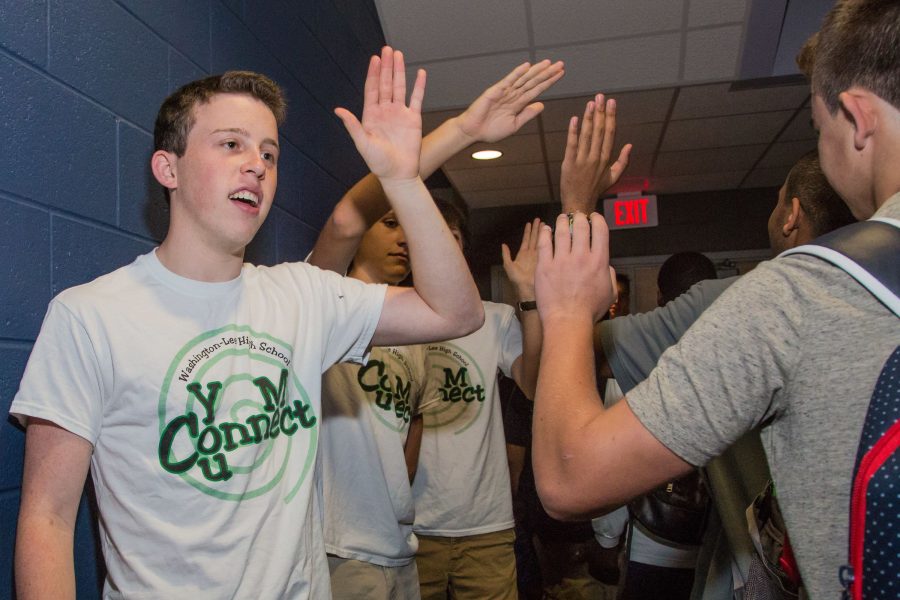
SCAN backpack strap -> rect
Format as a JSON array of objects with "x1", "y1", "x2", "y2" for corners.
[{"x1": 779, "y1": 218, "x2": 900, "y2": 317}]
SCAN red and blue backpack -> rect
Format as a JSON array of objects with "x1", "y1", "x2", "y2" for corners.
[{"x1": 782, "y1": 216, "x2": 899, "y2": 599}]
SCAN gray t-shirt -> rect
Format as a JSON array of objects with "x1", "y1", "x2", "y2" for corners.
[
  {"x1": 600, "y1": 276, "x2": 738, "y2": 393},
  {"x1": 626, "y1": 194, "x2": 900, "y2": 599}
]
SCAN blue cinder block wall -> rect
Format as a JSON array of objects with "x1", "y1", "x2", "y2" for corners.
[{"x1": 0, "y1": 1, "x2": 385, "y2": 596}]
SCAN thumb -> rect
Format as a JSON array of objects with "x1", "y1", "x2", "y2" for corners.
[
  {"x1": 514, "y1": 102, "x2": 544, "y2": 130},
  {"x1": 536, "y1": 223, "x2": 554, "y2": 268},
  {"x1": 335, "y1": 107, "x2": 364, "y2": 146},
  {"x1": 501, "y1": 243, "x2": 512, "y2": 269}
]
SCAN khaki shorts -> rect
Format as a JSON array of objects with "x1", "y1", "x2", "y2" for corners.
[
  {"x1": 416, "y1": 528, "x2": 517, "y2": 600},
  {"x1": 328, "y1": 555, "x2": 420, "y2": 600}
]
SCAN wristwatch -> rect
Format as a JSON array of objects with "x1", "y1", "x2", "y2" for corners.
[{"x1": 517, "y1": 300, "x2": 537, "y2": 312}]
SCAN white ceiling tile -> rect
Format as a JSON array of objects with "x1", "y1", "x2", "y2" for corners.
[
  {"x1": 683, "y1": 25, "x2": 743, "y2": 82},
  {"x1": 672, "y1": 82, "x2": 809, "y2": 119},
  {"x1": 443, "y1": 134, "x2": 545, "y2": 170},
  {"x1": 688, "y1": 0, "x2": 748, "y2": 27},
  {"x1": 757, "y1": 140, "x2": 817, "y2": 169},
  {"x1": 374, "y1": 0, "x2": 529, "y2": 63},
  {"x1": 413, "y1": 51, "x2": 533, "y2": 110},
  {"x1": 540, "y1": 88, "x2": 675, "y2": 132},
  {"x1": 742, "y1": 166, "x2": 792, "y2": 189},
  {"x1": 651, "y1": 171, "x2": 746, "y2": 194},
  {"x1": 543, "y1": 33, "x2": 682, "y2": 97},
  {"x1": 544, "y1": 121, "x2": 663, "y2": 161},
  {"x1": 463, "y1": 186, "x2": 554, "y2": 208},
  {"x1": 661, "y1": 111, "x2": 793, "y2": 151},
  {"x1": 655, "y1": 144, "x2": 767, "y2": 176},
  {"x1": 447, "y1": 163, "x2": 549, "y2": 192},
  {"x1": 778, "y1": 107, "x2": 815, "y2": 141},
  {"x1": 531, "y1": 0, "x2": 685, "y2": 46}
]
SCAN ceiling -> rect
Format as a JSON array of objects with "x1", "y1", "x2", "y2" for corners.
[{"x1": 373, "y1": 0, "x2": 822, "y2": 210}]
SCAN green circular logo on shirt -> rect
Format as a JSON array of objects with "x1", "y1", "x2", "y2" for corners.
[
  {"x1": 423, "y1": 342, "x2": 487, "y2": 433},
  {"x1": 157, "y1": 325, "x2": 317, "y2": 502}
]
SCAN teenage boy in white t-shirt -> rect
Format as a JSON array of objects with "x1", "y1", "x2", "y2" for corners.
[
  {"x1": 307, "y1": 59, "x2": 568, "y2": 599},
  {"x1": 316, "y1": 209, "x2": 434, "y2": 598},
  {"x1": 11, "y1": 47, "x2": 483, "y2": 600}
]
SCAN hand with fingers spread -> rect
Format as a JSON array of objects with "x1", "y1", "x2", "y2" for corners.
[
  {"x1": 455, "y1": 60, "x2": 565, "y2": 144},
  {"x1": 535, "y1": 212, "x2": 616, "y2": 325},
  {"x1": 560, "y1": 94, "x2": 632, "y2": 214},
  {"x1": 502, "y1": 218, "x2": 542, "y2": 301},
  {"x1": 335, "y1": 46, "x2": 426, "y2": 181}
]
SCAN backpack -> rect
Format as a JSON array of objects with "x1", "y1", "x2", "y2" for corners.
[
  {"x1": 780, "y1": 216, "x2": 900, "y2": 599},
  {"x1": 628, "y1": 469, "x2": 710, "y2": 545}
]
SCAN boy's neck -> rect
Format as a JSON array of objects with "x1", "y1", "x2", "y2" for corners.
[{"x1": 156, "y1": 234, "x2": 245, "y2": 282}]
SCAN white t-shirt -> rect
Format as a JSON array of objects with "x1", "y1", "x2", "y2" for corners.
[
  {"x1": 11, "y1": 250, "x2": 386, "y2": 599},
  {"x1": 319, "y1": 344, "x2": 434, "y2": 566},
  {"x1": 412, "y1": 301, "x2": 521, "y2": 536}
]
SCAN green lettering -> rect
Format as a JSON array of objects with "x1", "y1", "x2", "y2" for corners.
[
  {"x1": 159, "y1": 412, "x2": 199, "y2": 474},
  {"x1": 197, "y1": 454, "x2": 233, "y2": 481},
  {"x1": 186, "y1": 381, "x2": 222, "y2": 425},
  {"x1": 220, "y1": 421, "x2": 251, "y2": 451}
]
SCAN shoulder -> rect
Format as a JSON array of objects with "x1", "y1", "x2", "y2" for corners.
[{"x1": 53, "y1": 253, "x2": 148, "y2": 313}]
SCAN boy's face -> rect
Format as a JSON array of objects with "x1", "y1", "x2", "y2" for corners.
[
  {"x1": 168, "y1": 93, "x2": 279, "y2": 253},
  {"x1": 353, "y1": 212, "x2": 409, "y2": 284}
]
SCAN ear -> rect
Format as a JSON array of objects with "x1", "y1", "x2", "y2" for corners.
[
  {"x1": 839, "y1": 89, "x2": 877, "y2": 150},
  {"x1": 782, "y1": 196, "x2": 802, "y2": 237},
  {"x1": 151, "y1": 150, "x2": 178, "y2": 191}
]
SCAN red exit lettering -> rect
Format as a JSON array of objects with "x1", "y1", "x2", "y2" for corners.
[{"x1": 613, "y1": 198, "x2": 649, "y2": 226}]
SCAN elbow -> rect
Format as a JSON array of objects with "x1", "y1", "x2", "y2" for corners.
[
  {"x1": 453, "y1": 302, "x2": 484, "y2": 338},
  {"x1": 328, "y1": 200, "x2": 368, "y2": 241},
  {"x1": 534, "y1": 477, "x2": 586, "y2": 521}
]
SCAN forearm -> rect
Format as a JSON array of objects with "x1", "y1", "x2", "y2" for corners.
[
  {"x1": 514, "y1": 276, "x2": 541, "y2": 400},
  {"x1": 532, "y1": 314, "x2": 606, "y2": 515},
  {"x1": 404, "y1": 415, "x2": 424, "y2": 483},
  {"x1": 309, "y1": 118, "x2": 475, "y2": 273},
  {"x1": 15, "y1": 514, "x2": 76, "y2": 599}
]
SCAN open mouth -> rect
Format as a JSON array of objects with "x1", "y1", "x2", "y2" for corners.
[{"x1": 229, "y1": 190, "x2": 259, "y2": 208}]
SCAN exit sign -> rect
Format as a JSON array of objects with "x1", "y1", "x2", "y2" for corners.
[{"x1": 603, "y1": 195, "x2": 658, "y2": 230}]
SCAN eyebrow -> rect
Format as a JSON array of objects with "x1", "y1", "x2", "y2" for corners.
[{"x1": 211, "y1": 128, "x2": 279, "y2": 149}]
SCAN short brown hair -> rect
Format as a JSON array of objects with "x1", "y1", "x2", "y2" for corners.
[
  {"x1": 154, "y1": 71, "x2": 287, "y2": 156},
  {"x1": 784, "y1": 150, "x2": 856, "y2": 236},
  {"x1": 797, "y1": 0, "x2": 900, "y2": 113}
]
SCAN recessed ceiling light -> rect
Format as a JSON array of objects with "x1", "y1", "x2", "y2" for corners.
[{"x1": 471, "y1": 150, "x2": 502, "y2": 160}]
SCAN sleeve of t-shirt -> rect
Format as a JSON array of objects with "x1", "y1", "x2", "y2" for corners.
[
  {"x1": 625, "y1": 267, "x2": 800, "y2": 467},
  {"x1": 497, "y1": 304, "x2": 523, "y2": 378},
  {"x1": 600, "y1": 277, "x2": 737, "y2": 394},
  {"x1": 9, "y1": 300, "x2": 104, "y2": 445},
  {"x1": 304, "y1": 265, "x2": 387, "y2": 370}
]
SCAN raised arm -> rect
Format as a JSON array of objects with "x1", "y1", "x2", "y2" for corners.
[
  {"x1": 559, "y1": 95, "x2": 632, "y2": 215},
  {"x1": 335, "y1": 47, "x2": 482, "y2": 345},
  {"x1": 15, "y1": 419, "x2": 92, "y2": 600},
  {"x1": 501, "y1": 218, "x2": 542, "y2": 399},
  {"x1": 531, "y1": 213, "x2": 690, "y2": 520},
  {"x1": 309, "y1": 59, "x2": 564, "y2": 273}
]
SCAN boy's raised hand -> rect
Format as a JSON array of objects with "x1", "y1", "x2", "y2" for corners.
[
  {"x1": 535, "y1": 213, "x2": 616, "y2": 325},
  {"x1": 455, "y1": 59, "x2": 565, "y2": 144},
  {"x1": 502, "y1": 218, "x2": 542, "y2": 299},
  {"x1": 336, "y1": 46, "x2": 426, "y2": 181},
  {"x1": 560, "y1": 94, "x2": 632, "y2": 214}
]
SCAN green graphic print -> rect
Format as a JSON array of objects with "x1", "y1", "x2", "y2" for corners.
[
  {"x1": 157, "y1": 325, "x2": 317, "y2": 502},
  {"x1": 357, "y1": 347, "x2": 415, "y2": 432},
  {"x1": 423, "y1": 342, "x2": 487, "y2": 433}
]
